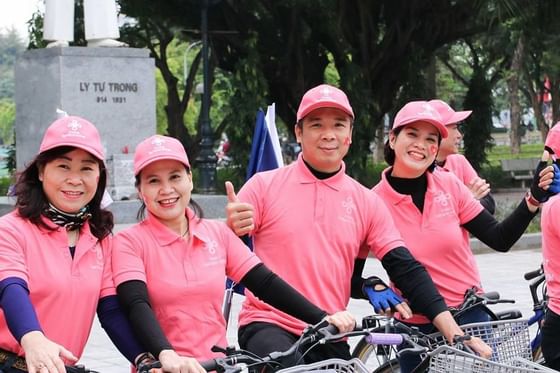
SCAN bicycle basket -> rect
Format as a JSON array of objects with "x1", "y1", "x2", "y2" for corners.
[
  {"x1": 428, "y1": 346, "x2": 556, "y2": 373},
  {"x1": 276, "y1": 358, "x2": 369, "y2": 373},
  {"x1": 429, "y1": 319, "x2": 532, "y2": 364}
]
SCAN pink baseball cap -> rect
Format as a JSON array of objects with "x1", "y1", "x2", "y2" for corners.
[
  {"x1": 392, "y1": 101, "x2": 448, "y2": 138},
  {"x1": 428, "y1": 99, "x2": 472, "y2": 125},
  {"x1": 134, "y1": 135, "x2": 190, "y2": 175},
  {"x1": 545, "y1": 122, "x2": 560, "y2": 156},
  {"x1": 39, "y1": 116, "x2": 105, "y2": 160},
  {"x1": 296, "y1": 84, "x2": 354, "y2": 121}
]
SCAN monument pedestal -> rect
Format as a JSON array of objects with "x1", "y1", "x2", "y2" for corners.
[
  {"x1": 15, "y1": 47, "x2": 156, "y2": 198},
  {"x1": 106, "y1": 154, "x2": 136, "y2": 200}
]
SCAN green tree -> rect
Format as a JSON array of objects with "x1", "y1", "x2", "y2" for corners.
[
  {"x1": 0, "y1": 99, "x2": 15, "y2": 145},
  {"x1": 0, "y1": 27, "x2": 26, "y2": 99}
]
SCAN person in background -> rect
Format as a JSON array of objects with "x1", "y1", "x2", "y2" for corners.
[
  {"x1": 429, "y1": 99, "x2": 495, "y2": 214},
  {"x1": 112, "y1": 135, "x2": 355, "y2": 373},
  {"x1": 0, "y1": 116, "x2": 148, "y2": 373},
  {"x1": 538, "y1": 123, "x2": 560, "y2": 371},
  {"x1": 373, "y1": 100, "x2": 557, "y2": 372},
  {"x1": 226, "y1": 84, "x2": 491, "y2": 367}
]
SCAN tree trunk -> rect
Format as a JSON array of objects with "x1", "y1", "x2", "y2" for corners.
[
  {"x1": 508, "y1": 35, "x2": 525, "y2": 154},
  {"x1": 426, "y1": 55, "x2": 437, "y2": 98},
  {"x1": 551, "y1": 76, "x2": 560, "y2": 125},
  {"x1": 373, "y1": 122, "x2": 385, "y2": 163}
]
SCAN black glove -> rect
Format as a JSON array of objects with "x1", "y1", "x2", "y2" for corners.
[{"x1": 530, "y1": 161, "x2": 554, "y2": 203}]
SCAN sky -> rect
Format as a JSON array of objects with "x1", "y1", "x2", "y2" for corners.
[{"x1": 0, "y1": 0, "x2": 44, "y2": 40}]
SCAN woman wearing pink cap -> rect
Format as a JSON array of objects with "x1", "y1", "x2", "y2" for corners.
[
  {"x1": 111, "y1": 135, "x2": 355, "y2": 373},
  {"x1": 372, "y1": 100, "x2": 557, "y2": 372},
  {"x1": 539, "y1": 123, "x2": 560, "y2": 370},
  {"x1": 428, "y1": 99, "x2": 495, "y2": 214},
  {"x1": 0, "y1": 116, "x2": 149, "y2": 373}
]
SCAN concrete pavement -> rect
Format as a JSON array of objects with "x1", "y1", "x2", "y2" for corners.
[{"x1": 78, "y1": 247, "x2": 544, "y2": 372}]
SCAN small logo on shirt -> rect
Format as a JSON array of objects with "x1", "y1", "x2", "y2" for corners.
[
  {"x1": 434, "y1": 191, "x2": 451, "y2": 206},
  {"x1": 203, "y1": 240, "x2": 225, "y2": 267},
  {"x1": 90, "y1": 245, "x2": 104, "y2": 270},
  {"x1": 339, "y1": 196, "x2": 356, "y2": 223},
  {"x1": 434, "y1": 191, "x2": 454, "y2": 218},
  {"x1": 206, "y1": 240, "x2": 217, "y2": 255}
]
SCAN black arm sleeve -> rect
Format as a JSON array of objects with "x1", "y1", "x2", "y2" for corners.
[
  {"x1": 350, "y1": 258, "x2": 367, "y2": 299},
  {"x1": 462, "y1": 199, "x2": 537, "y2": 252},
  {"x1": 479, "y1": 193, "x2": 496, "y2": 215},
  {"x1": 117, "y1": 280, "x2": 173, "y2": 358},
  {"x1": 240, "y1": 263, "x2": 328, "y2": 324},
  {"x1": 381, "y1": 247, "x2": 448, "y2": 321}
]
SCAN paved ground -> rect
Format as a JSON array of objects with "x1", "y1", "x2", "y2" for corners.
[{"x1": 79, "y1": 246, "x2": 543, "y2": 372}]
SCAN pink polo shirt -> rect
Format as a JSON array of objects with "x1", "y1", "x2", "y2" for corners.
[
  {"x1": 0, "y1": 211, "x2": 113, "y2": 358},
  {"x1": 237, "y1": 155, "x2": 405, "y2": 335},
  {"x1": 373, "y1": 168, "x2": 484, "y2": 324},
  {"x1": 440, "y1": 154, "x2": 478, "y2": 186},
  {"x1": 540, "y1": 195, "x2": 560, "y2": 314},
  {"x1": 112, "y1": 209, "x2": 260, "y2": 361}
]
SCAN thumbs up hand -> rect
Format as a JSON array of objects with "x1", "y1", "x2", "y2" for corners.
[{"x1": 225, "y1": 181, "x2": 255, "y2": 236}]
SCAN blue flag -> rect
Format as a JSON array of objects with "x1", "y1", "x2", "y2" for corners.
[
  {"x1": 246, "y1": 106, "x2": 284, "y2": 179},
  {"x1": 225, "y1": 105, "x2": 283, "y2": 300}
]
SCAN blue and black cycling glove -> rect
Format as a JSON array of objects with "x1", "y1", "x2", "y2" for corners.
[
  {"x1": 362, "y1": 276, "x2": 404, "y2": 313},
  {"x1": 530, "y1": 161, "x2": 560, "y2": 203}
]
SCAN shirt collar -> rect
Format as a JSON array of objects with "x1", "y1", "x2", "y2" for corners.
[
  {"x1": 145, "y1": 208, "x2": 211, "y2": 246},
  {"x1": 295, "y1": 153, "x2": 347, "y2": 190},
  {"x1": 38, "y1": 214, "x2": 97, "y2": 244},
  {"x1": 378, "y1": 167, "x2": 436, "y2": 205}
]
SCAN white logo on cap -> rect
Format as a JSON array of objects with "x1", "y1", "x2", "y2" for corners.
[
  {"x1": 417, "y1": 103, "x2": 438, "y2": 118},
  {"x1": 68, "y1": 120, "x2": 82, "y2": 132},
  {"x1": 151, "y1": 136, "x2": 165, "y2": 147},
  {"x1": 149, "y1": 136, "x2": 172, "y2": 154},
  {"x1": 62, "y1": 119, "x2": 85, "y2": 139},
  {"x1": 320, "y1": 86, "x2": 332, "y2": 99}
]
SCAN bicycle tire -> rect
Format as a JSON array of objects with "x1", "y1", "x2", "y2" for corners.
[
  {"x1": 351, "y1": 329, "x2": 400, "y2": 372},
  {"x1": 371, "y1": 358, "x2": 401, "y2": 373},
  {"x1": 533, "y1": 345, "x2": 547, "y2": 366}
]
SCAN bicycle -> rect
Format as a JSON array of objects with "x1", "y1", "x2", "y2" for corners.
[
  {"x1": 351, "y1": 288, "x2": 522, "y2": 372},
  {"x1": 377, "y1": 318, "x2": 550, "y2": 373},
  {"x1": 200, "y1": 320, "x2": 405, "y2": 373},
  {"x1": 64, "y1": 361, "x2": 161, "y2": 373},
  {"x1": 523, "y1": 265, "x2": 547, "y2": 365}
]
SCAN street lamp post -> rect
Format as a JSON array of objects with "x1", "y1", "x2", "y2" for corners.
[{"x1": 196, "y1": 0, "x2": 217, "y2": 193}]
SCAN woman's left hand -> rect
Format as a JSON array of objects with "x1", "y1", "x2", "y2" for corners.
[{"x1": 21, "y1": 331, "x2": 78, "y2": 373}]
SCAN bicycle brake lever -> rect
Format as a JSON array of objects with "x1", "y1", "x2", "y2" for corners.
[
  {"x1": 137, "y1": 361, "x2": 162, "y2": 373},
  {"x1": 211, "y1": 345, "x2": 228, "y2": 354}
]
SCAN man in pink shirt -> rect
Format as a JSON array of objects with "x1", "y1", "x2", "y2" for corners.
[
  {"x1": 429, "y1": 99, "x2": 495, "y2": 214},
  {"x1": 226, "y1": 85, "x2": 491, "y2": 365}
]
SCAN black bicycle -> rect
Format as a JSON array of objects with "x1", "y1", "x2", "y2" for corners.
[
  {"x1": 200, "y1": 320, "x2": 407, "y2": 373},
  {"x1": 351, "y1": 288, "x2": 522, "y2": 372}
]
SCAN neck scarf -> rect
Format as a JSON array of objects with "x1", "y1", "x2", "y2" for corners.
[{"x1": 43, "y1": 203, "x2": 92, "y2": 231}]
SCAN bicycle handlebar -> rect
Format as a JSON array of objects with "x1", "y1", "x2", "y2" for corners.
[
  {"x1": 199, "y1": 320, "x2": 388, "y2": 372},
  {"x1": 524, "y1": 267, "x2": 543, "y2": 281}
]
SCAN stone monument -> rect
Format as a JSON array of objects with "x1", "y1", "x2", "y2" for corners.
[{"x1": 15, "y1": 47, "x2": 156, "y2": 200}]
